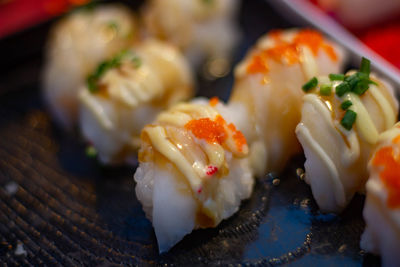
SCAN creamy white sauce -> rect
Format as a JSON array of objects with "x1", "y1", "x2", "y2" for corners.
[
  {"x1": 344, "y1": 92, "x2": 379, "y2": 145},
  {"x1": 296, "y1": 123, "x2": 346, "y2": 207},
  {"x1": 79, "y1": 89, "x2": 114, "y2": 130},
  {"x1": 144, "y1": 125, "x2": 203, "y2": 191},
  {"x1": 299, "y1": 45, "x2": 318, "y2": 80},
  {"x1": 297, "y1": 94, "x2": 347, "y2": 206},
  {"x1": 141, "y1": 102, "x2": 249, "y2": 222},
  {"x1": 369, "y1": 84, "x2": 397, "y2": 129}
]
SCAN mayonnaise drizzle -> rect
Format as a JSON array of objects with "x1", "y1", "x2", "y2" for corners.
[
  {"x1": 378, "y1": 122, "x2": 400, "y2": 143},
  {"x1": 144, "y1": 125, "x2": 202, "y2": 191},
  {"x1": 296, "y1": 122, "x2": 346, "y2": 207},
  {"x1": 344, "y1": 92, "x2": 379, "y2": 145},
  {"x1": 304, "y1": 94, "x2": 360, "y2": 165},
  {"x1": 299, "y1": 45, "x2": 318, "y2": 80},
  {"x1": 101, "y1": 61, "x2": 163, "y2": 108},
  {"x1": 79, "y1": 89, "x2": 114, "y2": 130},
  {"x1": 296, "y1": 94, "x2": 348, "y2": 206},
  {"x1": 369, "y1": 84, "x2": 397, "y2": 129},
  {"x1": 141, "y1": 102, "x2": 248, "y2": 210},
  {"x1": 341, "y1": 80, "x2": 396, "y2": 145}
]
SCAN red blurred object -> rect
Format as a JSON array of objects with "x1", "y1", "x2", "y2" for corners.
[
  {"x1": 358, "y1": 23, "x2": 400, "y2": 69},
  {"x1": 308, "y1": 0, "x2": 400, "y2": 71},
  {"x1": 0, "y1": 0, "x2": 89, "y2": 39}
]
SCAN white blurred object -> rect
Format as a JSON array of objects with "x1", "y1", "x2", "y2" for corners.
[
  {"x1": 79, "y1": 40, "x2": 194, "y2": 165},
  {"x1": 143, "y1": 0, "x2": 241, "y2": 70},
  {"x1": 42, "y1": 4, "x2": 137, "y2": 130},
  {"x1": 360, "y1": 122, "x2": 400, "y2": 266}
]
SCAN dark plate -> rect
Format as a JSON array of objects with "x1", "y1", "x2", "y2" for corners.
[{"x1": 0, "y1": 0, "x2": 382, "y2": 265}]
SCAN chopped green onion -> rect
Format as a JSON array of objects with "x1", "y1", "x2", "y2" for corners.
[
  {"x1": 340, "y1": 100, "x2": 353, "y2": 110},
  {"x1": 302, "y1": 77, "x2": 318, "y2": 92},
  {"x1": 329, "y1": 73, "x2": 345, "y2": 81},
  {"x1": 341, "y1": 110, "x2": 357, "y2": 130},
  {"x1": 86, "y1": 50, "x2": 140, "y2": 93},
  {"x1": 85, "y1": 146, "x2": 97, "y2": 158},
  {"x1": 107, "y1": 21, "x2": 119, "y2": 32},
  {"x1": 131, "y1": 57, "x2": 142, "y2": 68},
  {"x1": 360, "y1": 57, "x2": 371, "y2": 76},
  {"x1": 69, "y1": 1, "x2": 96, "y2": 14},
  {"x1": 339, "y1": 58, "x2": 376, "y2": 96},
  {"x1": 202, "y1": 0, "x2": 214, "y2": 5},
  {"x1": 320, "y1": 84, "x2": 332, "y2": 96},
  {"x1": 344, "y1": 73, "x2": 361, "y2": 90},
  {"x1": 335, "y1": 82, "x2": 350, "y2": 97},
  {"x1": 87, "y1": 76, "x2": 97, "y2": 93},
  {"x1": 352, "y1": 79, "x2": 370, "y2": 95}
]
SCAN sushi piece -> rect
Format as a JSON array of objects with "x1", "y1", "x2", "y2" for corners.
[
  {"x1": 360, "y1": 122, "x2": 400, "y2": 267},
  {"x1": 142, "y1": 0, "x2": 240, "y2": 70},
  {"x1": 79, "y1": 39, "x2": 194, "y2": 164},
  {"x1": 42, "y1": 4, "x2": 137, "y2": 129},
  {"x1": 134, "y1": 98, "x2": 254, "y2": 252},
  {"x1": 295, "y1": 58, "x2": 398, "y2": 213},
  {"x1": 229, "y1": 29, "x2": 346, "y2": 176}
]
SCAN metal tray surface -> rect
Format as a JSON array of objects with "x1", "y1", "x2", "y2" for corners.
[{"x1": 0, "y1": 0, "x2": 382, "y2": 265}]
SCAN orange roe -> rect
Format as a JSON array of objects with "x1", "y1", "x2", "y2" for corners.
[
  {"x1": 246, "y1": 29, "x2": 337, "y2": 75},
  {"x1": 265, "y1": 43, "x2": 299, "y2": 64},
  {"x1": 247, "y1": 54, "x2": 269, "y2": 74},
  {"x1": 372, "y1": 141, "x2": 400, "y2": 209},
  {"x1": 293, "y1": 29, "x2": 337, "y2": 61},
  {"x1": 209, "y1": 97, "x2": 219, "y2": 107},
  {"x1": 185, "y1": 115, "x2": 247, "y2": 152},
  {"x1": 185, "y1": 117, "x2": 227, "y2": 145},
  {"x1": 393, "y1": 135, "x2": 400, "y2": 145},
  {"x1": 269, "y1": 29, "x2": 283, "y2": 41},
  {"x1": 227, "y1": 123, "x2": 247, "y2": 153}
]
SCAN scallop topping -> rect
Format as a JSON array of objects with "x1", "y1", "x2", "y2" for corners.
[{"x1": 245, "y1": 29, "x2": 338, "y2": 76}]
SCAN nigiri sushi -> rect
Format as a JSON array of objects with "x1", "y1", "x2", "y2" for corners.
[
  {"x1": 42, "y1": 4, "x2": 137, "y2": 129},
  {"x1": 79, "y1": 39, "x2": 194, "y2": 164},
  {"x1": 142, "y1": 0, "x2": 240, "y2": 69},
  {"x1": 229, "y1": 29, "x2": 346, "y2": 176},
  {"x1": 295, "y1": 58, "x2": 398, "y2": 213},
  {"x1": 134, "y1": 98, "x2": 253, "y2": 252},
  {"x1": 360, "y1": 122, "x2": 400, "y2": 267}
]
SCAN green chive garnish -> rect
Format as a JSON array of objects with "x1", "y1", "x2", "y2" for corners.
[
  {"x1": 202, "y1": 0, "x2": 214, "y2": 5},
  {"x1": 131, "y1": 57, "x2": 142, "y2": 68},
  {"x1": 320, "y1": 84, "x2": 332, "y2": 96},
  {"x1": 302, "y1": 77, "x2": 318, "y2": 92},
  {"x1": 85, "y1": 146, "x2": 97, "y2": 158},
  {"x1": 341, "y1": 110, "x2": 357, "y2": 130},
  {"x1": 87, "y1": 50, "x2": 141, "y2": 93},
  {"x1": 335, "y1": 82, "x2": 350, "y2": 97},
  {"x1": 352, "y1": 79, "x2": 370, "y2": 95},
  {"x1": 329, "y1": 73, "x2": 345, "y2": 81},
  {"x1": 360, "y1": 57, "x2": 371, "y2": 76},
  {"x1": 340, "y1": 100, "x2": 353, "y2": 110},
  {"x1": 108, "y1": 21, "x2": 119, "y2": 31}
]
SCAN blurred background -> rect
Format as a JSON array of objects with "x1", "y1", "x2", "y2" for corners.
[{"x1": 1, "y1": 0, "x2": 400, "y2": 69}]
